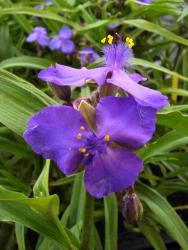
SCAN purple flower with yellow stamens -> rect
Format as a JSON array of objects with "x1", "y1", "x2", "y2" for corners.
[
  {"x1": 38, "y1": 35, "x2": 168, "y2": 110},
  {"x1": 24, "y1": 96, "x2": 156, "y2": 198},
  {"x1": 49, "y1": 26, "x2": 75, "y2": 54},
  {"x1": 26, "y1": 27, "x2": 49, "y2": 46},
  {"x1": 79, "y1": 47, "x2": 99, "y2": 66}
]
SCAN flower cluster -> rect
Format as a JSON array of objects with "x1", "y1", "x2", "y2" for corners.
[
  {"x1": 26, "y1": 25, "x2": 75, "y2": 55},
  {"x1": 24, "y1": 34, "x2": 168, "y2": 198}
]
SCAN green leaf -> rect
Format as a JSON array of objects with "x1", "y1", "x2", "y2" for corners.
[
  {"x1": 0, "y1": 56, "x2": 52, "y2": 69},
  {"x1": 0, "y1": 186, "x2": 79, "y2": 249},
  {"x1": 139, "y1": 219, "x2": 167, "y2": 250},
  {"x1": 104, "y1": 194, "x2": 118, "y2": 250},
  {"x1": 33, "y1": 160, "x2": 50, "y2": 197},
  {"x1": 131, "y1": 58, "x2": 188, "y2": 82},
  {"x1": 137, "y1": 183, "x2": 188, "y2": 250},
  {"x1": 0, "y1": 69, "x2": 57, "y2": 136},
  {"x1": 138, "y1": 130, "x2": 188, "y2": 161},
  {"x1": 123, "y1": 19, "x2": 188, "y2": 46},
  {"x1": 15, "y1": 223, "x2": 25, "y2": 250},
  {"x1": 157, "y1": 111, "x2": 188, "y2": 135}
]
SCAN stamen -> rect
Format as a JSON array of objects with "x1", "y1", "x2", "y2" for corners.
[
  {"x1": 79, "y1": 148, "x2": 87, "y2": 153},
  {"x1": 80, "y1": 126, "x2": 85, "y2": 131},
  {"x1": 84, "y1": 153, "x2": 89, "y2": 157},
  {"x1": 77, "y1": 133, "x2": 82, "y2": 139},
  {"x1": 104, "y1": 134, "x2": 110, "y2": 141},
  {"x1": 125, "y1": 37, "x2": 135, "y2": 48},
  {"x1": 101, "y1": 35, "x2": 114, "y2": 45},
  {"x1": 101, "y1": 37, "x2": 107, "y2": 44},
  {"x1": 107, "y1": 35, "x2": 114, "y2": 44}
]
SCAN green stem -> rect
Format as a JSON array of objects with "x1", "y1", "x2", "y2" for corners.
[{"x1": 81, "y1": 192, "x2": 95, "y2": 250}]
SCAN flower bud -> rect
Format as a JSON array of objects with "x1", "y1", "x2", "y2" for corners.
[
  {"x1": 48, "y1": 83, "x2": 71, "y2": 101},
  {"x1": 78, "y1": 100, "x2": 96, "y2": 130},
  {"x1": 122, "y1": 189, "x2": 143, "y2": 224}
]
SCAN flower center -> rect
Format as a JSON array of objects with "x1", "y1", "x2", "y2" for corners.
[
  {"x1": 101, "y1": 34, "x2": 134, "y2": 70},
  {"x1": 77, "y1": 131, "x2": 110, "y2": 157}
]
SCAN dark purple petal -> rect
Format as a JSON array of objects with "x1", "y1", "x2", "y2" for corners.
[
  {"x1": 49, "y1": 36, "x2": 61, "y2": 50},
  {"x1": 38, "y1": 64, "x2": 110, "y2": 86},
  {"x1": 96, "y1": 96, "x2": 156, "y2": 149},
  {"x1": 24, "y1": 106, "x2": 89, "y2": 175},
  {"x1": 59, "y1": 26, "x2": 73, "y2": 39},
  {"x1": 103, "y1": 42, "x2": 133, "y2": 69},
  {"x1": 61, "y1": 40, "x2": 75, "y2": 54},
  {"x1": 84, "y1": 147, "x2": 142, "y2": 198},
  {"x1": 107, "y1": 70, "x2": 168, "y2": 109}
]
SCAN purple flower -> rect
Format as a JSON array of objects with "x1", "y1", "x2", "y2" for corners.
[
  {"x1": 108, "y1": 24, "x2": 120, "y2": 30},
  {"x1": 138, "y1": 0, "x2": 152, "y2": 3},
  {"x1": 26, "y1": 27, "x2": 49, "y2": 46},
  {"x1": 38, "y1": 36, "x2": 168, "y2": 110},
  {"x1": 79, "y1": 47, "x2": 99, "y2": 66},
  {"x1": 49, "y1": 26, "x2": 75, "y2": 54},
  {"x1": 24, "y1": 96, "x2": 156, "y2": 198},
  {"x1": 35, "y1": 0, "x2": 52, "y2": 9}
]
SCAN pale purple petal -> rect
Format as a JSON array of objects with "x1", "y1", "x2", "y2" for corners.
[
  {"x1": 38, "y1": 64, "x2": 110, "y2": 86},
  {"x1": 24, "y1": 106, "x2": 89, "y2": 175},
  {"x1": 59, "y1": 26, "x2": 73, "y2": 39},
  {"x1": 61, "y1": 40, "x2": 75, "y2": 54},
  {"x1": 26, "y1": 32, "x2": 38, "y2": 42},
  {"x1": 79, "y1": 47, "x2": 99, "y2": 66},
  {"x1": 127, "y1": 73, "x2": 147, "y2": 83},
  {"x1": 103, "y1": 42, "x2": 133, "y2": 69},
  {"x1": 107, "y1": 70, "x2": 168, "y2": 109},
  {"x1": 84, "y1": 148, "x2": 143, "y2": 198},
  {"x1": 49, "y1": 36, "x2": 62, "y2": 50},
  {"x1": 96, "y1": 96, "x2": 156, "y2": 148}
]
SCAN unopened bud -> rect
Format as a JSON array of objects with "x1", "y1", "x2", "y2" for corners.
[
  {"x1": 122, "y1": 189, "x2": 143, "y2": 224},
  {"x1": 78, "y1": 100, "x2": 96, "y2": 130},
  {"x1": 48, "y1": 83, "x2": 71, "y2": 101}
]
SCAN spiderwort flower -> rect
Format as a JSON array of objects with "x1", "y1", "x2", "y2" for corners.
[
  {"x1": 49, "y1": 26, "x2": 75, "y2": 54},
  {"x1": 24, "y1": 96, "x2": 156, "y2": 198},
  {"x1": 26, "y1": 27, "x2": 49, "y2": 46},
  {"x1": 35, "y1": 0, "x2": 52, "y2": 9},
  {"x1": 79, "y1": 47, "x2": 99, "y2": 66},
  {"x1": 138, "y1": 0, "x2": 152, "y2": 3},
  {"x1": 38, "y1": 35, "x2": 168, "y2": 110}
]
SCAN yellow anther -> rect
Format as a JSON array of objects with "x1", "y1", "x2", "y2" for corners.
[
  {"x1": 77, "y1": 133, "x2": 82, "y2": 139},
  {"x1": 126, "y1": 37, "x2": 135, "y2": 48},
  {"x1": 101, "y1": 35, "x2": 114, "y2": 45},
  {"x1": 107, "y1": 35, "x2": 114, "y2": 44},
  {"x1": 80, "y1": 126, "x2": 85, "y2": 131},
  {"x1": 84, "y1": 153, "x2": 89, "y2": 157},
  {"x1": 79, "y1": 148, "x2": 87, "y2": 153},
  {"x1": 101, "y1": 37, "x2": 107, "y2": 44},
  {"x1": 104, "y1": 135, "x2": 110, "y2": 141}
]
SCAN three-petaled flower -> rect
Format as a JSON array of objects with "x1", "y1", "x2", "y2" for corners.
[
  {"x1": 38, "y1": 35, "x2": 168, "y2": 109},
  {"x1": 79, "y1": 47, "x2": 99, "y2": 66},
  {"x1": 49, "y1": 26, "x2": 75, "y2": 54},
  {"x1": 26, "y1": 27, "x2": 50, "y2": 46},
  {"x1": 24, "y1": 96, "x2": 156, "y2": 198}
]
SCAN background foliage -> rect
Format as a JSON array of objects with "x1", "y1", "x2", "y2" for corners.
[{"x1": 0, "y1": 0, "x2": 188, "y2": 249}]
